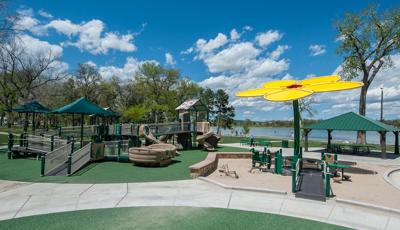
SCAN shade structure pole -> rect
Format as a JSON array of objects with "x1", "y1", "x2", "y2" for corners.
[
  {"x1": 32, "y1": 112, "x2": 35, "y2": 132},
  {"x1": 395, "y1": 132, "x2": 399, "y2": 155},
  {"x1": 293, "y1": 100, "x2": 301, "y2": 158},
  {"x1": 80, "y1": 114, "x2": 84, "y2": 148},
  {"x1": 380, "y1": 131, "x2": 386, "y2": 159},
  {"x1": 24, "y1": 112, "x2": 28, "y2": 132}
]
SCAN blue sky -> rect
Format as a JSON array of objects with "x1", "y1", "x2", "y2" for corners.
[{"x1": 10, "y1": 0, "x2": 400, "y2": 120}]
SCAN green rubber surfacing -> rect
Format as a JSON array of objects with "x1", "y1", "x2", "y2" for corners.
[
  {"x1": 0, "y1": 207, "x2": 350, "y2": 230},
  {"x1": 0, "y1": 146, "x2": 247, "y2": 183}
]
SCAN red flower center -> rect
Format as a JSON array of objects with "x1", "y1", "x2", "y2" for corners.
[{"x1": 287, "y1": 84, "x2": 302, "y2": 89}]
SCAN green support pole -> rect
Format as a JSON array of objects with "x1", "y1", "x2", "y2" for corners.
[
  {"x1": 50, "y1": 135, "x2": 54, "y2": 151},
  {"x1": 394, "y1": 132, "x2": 399, "y2": 155},
  {"x1": 41, "y1": 156, "x2": 45, "y2": 176},
  {"x1": 117, "y1": 140, "x2": 121, "y2": 162},
  {"x1": 325, "y1": 173, "x2": 331, "y2": 197},
  {"x1": 80, "y1": 114, "x2": 84, "y2": 148},
  {"x1": 32, "y1": 112, "x2": 36, "y2": 133},
  {"x1": 292, "y1": 100, "x2": 300, "y2": 157},
  {"x1": 8, "y1": 133, "x2": 13, "y2": 159}
]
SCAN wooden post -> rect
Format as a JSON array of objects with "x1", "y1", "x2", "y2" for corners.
[
  {"x1": 394, "y1": 131, "x2": 399, "y2": 155},
  {"x1": 380, "y1": 131, "x2": 386, "y2": 159}
]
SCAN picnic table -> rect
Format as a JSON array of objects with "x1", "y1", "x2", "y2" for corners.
[
  {"x1": 327, "y1": 163, "x2": 351, "y2": 181},
  {"x1": 328, "y1": 143, "x2": 372, "y2": 155}
]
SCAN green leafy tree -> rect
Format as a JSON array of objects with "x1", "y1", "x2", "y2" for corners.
[
  {"x1": 74, "y1": 63, "x2": 102, "y2": 103},
  {"x1": 213, "y1": 89, "x2": 235, "y2": 134},
  {"x1": 242, "y1": 119, "x2": 252, "y2": 135},
  {"x1": 122, "y1": 105, "x2": 149, "y2": 123},
  {"x1": 335, "y1": 5, "x2": 400, "y2": 143}
]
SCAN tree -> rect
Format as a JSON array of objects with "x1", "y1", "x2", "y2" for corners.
[
  {"x1": 122, "y1": 105, "x2": 149, "y2": 123},
  {"x1": 335, "y1": 5, "x2": 400, "y2": 143},
  {"x1": 74, "y1": 63, "x2": 102, "y2": 103},
  {"x1": 213, "y1": 89, "x2": 235, "y2": 134},
  {"x1": 242, "y1": 119, "x2": 252, "y2": 135}
]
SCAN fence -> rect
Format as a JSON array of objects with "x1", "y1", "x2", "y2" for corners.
[
  {"x1": 41, "y1": 143, "x2": 72, "y2": 176},
  {"x1": 59, "y1": 125, "x2": 97, "y2": 138},
  {"x1": 103, "y1": 140, "x2": 130, "y2": 160},
  {"x1": 68, "y1": 143, "x2": 91, "y2": 175}
]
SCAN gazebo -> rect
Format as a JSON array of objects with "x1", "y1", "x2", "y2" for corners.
[
  {"x1": 52, "y1": 97, "x2": 115, "y2": 147},
  {"x1": 13, "y1": 101, "x2": 51, "y2": 132},
  {"x1": 303, "y1": 112, "x2": 399, "y2": 158}
]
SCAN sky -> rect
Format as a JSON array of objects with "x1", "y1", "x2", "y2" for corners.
[{"x1": 9, "y1": 0, "x2": 400, "y2": 121}]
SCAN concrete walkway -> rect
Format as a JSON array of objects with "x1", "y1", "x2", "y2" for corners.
[
  {"x1": 0, "y1": 179, "x2": 399, "y2": 230},
  {"x1": 220, "y1": 143, "x2": 400, "y2": 166}
]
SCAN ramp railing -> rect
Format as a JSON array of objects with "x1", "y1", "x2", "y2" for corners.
[
  {"x1": 291, "y1": 156, "x2": 301, "y2": 193},
  {"x1": 41, "y1": 143, "x2": 72, "y2": 176},
  {"x1": 68, "y1": 143, "x2": 91, "y2": 175}
]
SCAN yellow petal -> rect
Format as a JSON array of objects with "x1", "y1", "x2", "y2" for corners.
[
  {"x1": 236, "y1": 88, "x2": 269, "y2": 97},
  {"x1": 262, "y1": 80, "x2": 297, "y2": 89},
  {"x1": 264, "y1": 89, "x2": 313, "y2": 102},
  {"x1": 301, "y1": 75, "x2": 341, "y2": 86},
  {"x1": 304, "y1": 82, "x2": 363, "y2": 92}
]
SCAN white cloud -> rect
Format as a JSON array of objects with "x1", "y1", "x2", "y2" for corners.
[
  {"x1": 98, "y1": 57, "x2": 157, "y2": 81},
  {"x1": 15, "y1": 9, "x2": 138, "y2": 55},
  {"x1": 18, "y1": 34, "x2": 63, "y2": 57},
  {"x1": 204, "y1": 42, "x2": 260, "y2": 73},
  {"x1": 195, "y1": 33, "x2": 228, "y2": 59},
  {"x1": 255, "y1": 30, "x2": 283, "y2": 47},
  {"x1": 165, "y1": 52, "x2": 176, "y2": 65},
  {"x1": 47, "y1": 19, "x2": 81, "y2": 36},
  {"x1": 230, "y1": 29, "x2": 240, "y2": 40},
  {"x1": 85, "y1": 60, "x2": 97, "y2": 68},
  {"x1": 38, "y1": 9, "x2": 53, "y2": 18},
  {"x1": 243, "y1": 25, "x2": 253, "y2": 31},
  {"x1": 269, "y1": 45, "x2": 289, "y2": 60},
  {"x1": 309, "y1": 44, "x2": 326, "y2": 56}
]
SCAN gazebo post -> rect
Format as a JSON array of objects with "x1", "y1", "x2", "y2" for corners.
[
  {"x1": 327, "y1": 130, "x2": 332, "y2": 149},
  {"x1": 32, "y1": 112, "x2": 36, "y2": 132},
  {"x1": 394, "y1": 131, "x2": 399, "y2": 155},
  {"x1": 379, "y1": 131, "x2": 386, "y2": 159},
  {"x1": 304, "y1": 129, "x2": 310, "y2": 152},
  {"x1": 24, "y1": 112, "x2": 28, "y2": 132}
]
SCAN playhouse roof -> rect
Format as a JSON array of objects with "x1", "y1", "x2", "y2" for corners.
[{"x1": 176, "y1": 99, "x2": 208, "y2": 111}]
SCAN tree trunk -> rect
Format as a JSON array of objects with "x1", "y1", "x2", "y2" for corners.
[
  {"x1": 0, "y1": 112, "x2": 4, "y2": 126},
  {"x1": 216, "y1": 112, "x2": 221, "y2": 135},
  {"x1": 357, "y1": 85, "x2": 368, "y2": 144}
]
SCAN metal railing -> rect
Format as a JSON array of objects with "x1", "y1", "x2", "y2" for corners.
[{"x1": 291, "y1": 157, "x2": 301, "y2": 193}]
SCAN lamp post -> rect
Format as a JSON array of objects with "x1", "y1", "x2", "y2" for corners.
[{"x1": 380, "y1": 87, "x2": 383, "y2": 122}]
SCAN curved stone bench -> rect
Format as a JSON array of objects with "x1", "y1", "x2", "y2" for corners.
[{"x1": 189, "y1": 152, "x2": 251, "y2": 178}]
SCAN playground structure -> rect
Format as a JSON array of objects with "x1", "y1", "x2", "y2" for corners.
[{"x1": 7, "y1": 98, "x2": 221, "y2": 175}]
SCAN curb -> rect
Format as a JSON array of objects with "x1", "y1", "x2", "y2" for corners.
[
  {"x1": 383, "y1": 168, "x2": 400, "y2": 190},
  {"x1": 198, "y1": 177, "x2": 287, "y2": 195},
  {"x1": 336, "y1": 198, "x2": 400, "y2": 215}
]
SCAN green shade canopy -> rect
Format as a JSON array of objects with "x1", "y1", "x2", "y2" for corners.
[
  {"x1": 304, "y1": 112, "x2": 399, "y2": 132},
  {"x1": 13, "y1": 101, "x2": 51, "y2": 113},
  {"x1": 52, "y1": 97, "x2": 114, "y2": 116}
]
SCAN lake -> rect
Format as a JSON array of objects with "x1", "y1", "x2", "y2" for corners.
[{"x1": 213, "y1": 126, "x2": 396, "y2": 145}]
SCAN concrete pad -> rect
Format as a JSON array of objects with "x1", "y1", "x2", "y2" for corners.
[
  {"x1": 76, "y1": 193, "x2": 125, "y2": 210},
  {"x1": 0, "y1": 195, "x2": 30, "y2": 220},
  {"x1": 82, "y1": 183, "x2": 127, "y2": 195},
  {"x1": 119, "y1": 183, "x2": 178, "y2": 207},
  {"x1": 0, "y1": 183, "x2": 59, "y2": 197},
  {"x1": 16, "y1": 195, "x2": 79, "y2": 218},
  {"x1": 174, "y1": 187, "x2": 231, "y2": 208},
  {"x1": 0, "y1": 181, "x2": 29, "y2": 193},
  {"x1": 280, "y1": 197, "x2": 333, "y2": 221},
  {"x1": 229, "y1": 190, "x2": 284, "y2": 214},
  {"x1": 329, "y1": 204, "x2": 390, "y2": 230},
  {"x1": 386, "y1": 213, "x2": 400, "y2": 230}
]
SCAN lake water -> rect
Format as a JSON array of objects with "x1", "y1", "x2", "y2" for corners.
[{"x1": 212, "y1": 126, "x2": 396, "y2": 145}]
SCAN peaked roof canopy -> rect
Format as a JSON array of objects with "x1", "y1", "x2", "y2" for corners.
[
  {"x1": 13, "y1": 101, "x2": 51, "y2": 113},
  {"x1": 304, "y1": 112, "x2": 399, "y2": 132},
  {"x1": 52, "y1": 97, "x2": 114, "y2": 116},
  {"x1": 176, "y1": 99, "x2": 208, "y2": 111}
]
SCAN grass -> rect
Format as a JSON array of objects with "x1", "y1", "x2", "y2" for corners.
[
  {"x1": 220, "y1": 135, "x2": 397, "y2": 152},
  {"x1": 0, "y1": 207, "x2": 348, "y2": 230},
  {"x1": 0, "y1": 146, "x2": 247, "y2": 184}
]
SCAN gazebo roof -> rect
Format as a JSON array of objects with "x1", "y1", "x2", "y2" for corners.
[
  {"x1": 176, "y1": 99, "x2": 208, "y2": 111},
  {"x1": 304, "y1": 112, "x2": 399, "y2": 132},
  {"x1": 13, "y1": 101, "x2": 51, "y2": 113},
  {"x1": 52, "y1": 97, "x2": 114, "y2": 116}
]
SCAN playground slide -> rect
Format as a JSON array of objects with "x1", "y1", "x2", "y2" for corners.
[
  {"x1": 196, "y1": 131, "x2": 218, "y2": 151},
  {"x1": 139, "y1": 125, "x2": 162, "y2": 144}
]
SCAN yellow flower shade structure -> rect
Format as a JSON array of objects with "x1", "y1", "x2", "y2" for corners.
[{"x1": 235, "y1": 75, "x2": 363, "y2": 180}]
